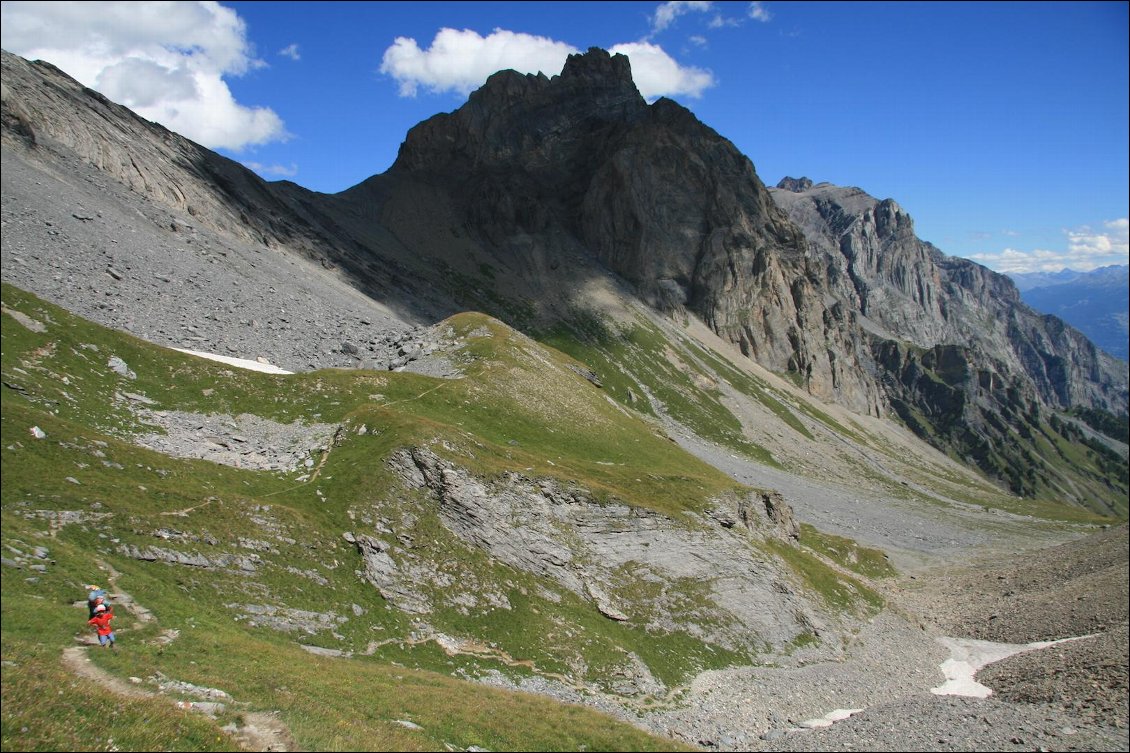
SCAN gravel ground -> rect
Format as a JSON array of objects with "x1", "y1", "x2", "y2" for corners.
[
  {"x1": 648, "y1": 381, "x2": 1086, "y2": 574},
  {"x1": 0, "y1": 150, "x2": 431, "y2": 374},
  {"x1": 481, "y1": 526, "x2": 1128, "y2": 752},
  {"x1": 642, "y1": 420, "x2": 1130, "y2": 752}
]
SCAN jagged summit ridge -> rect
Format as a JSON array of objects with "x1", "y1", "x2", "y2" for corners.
[
  {"x1": 392, "y1": 47, "x2": 647, "y2": 175},
  {"x1": 561, "y1": 46, "x2": 635, "y2": 85}
]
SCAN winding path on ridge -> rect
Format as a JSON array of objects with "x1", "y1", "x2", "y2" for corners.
[{"x1": 62, "y1": 562, "x2": 296, "y2": 752}]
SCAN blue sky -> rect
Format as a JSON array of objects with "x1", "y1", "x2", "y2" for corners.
[{"x1": 2, "y1": 1, "x2": 1127, "y2": 274}]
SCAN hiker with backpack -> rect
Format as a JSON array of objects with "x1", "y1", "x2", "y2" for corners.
[
  {"x1": 85, "y1": 584, "x2": 110, "y2": 618},
  {"x1": 88, "y1": 603, "x2": 115, "y2": 648}
]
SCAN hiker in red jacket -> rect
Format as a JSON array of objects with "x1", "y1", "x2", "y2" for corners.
[{"x1": 87, "y1": 604, "x2": 115, "y2": 648}]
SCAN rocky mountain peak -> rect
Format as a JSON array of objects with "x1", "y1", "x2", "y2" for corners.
[
  {"x1": 390, "y1": 47, "x2": 647, "y2": 176},
  {"x1": 776, "y1": 176, "x2": 814, "y2": 192},
  {"x1": 559, "y1": 47, "x2": 635, "y2": 87}
]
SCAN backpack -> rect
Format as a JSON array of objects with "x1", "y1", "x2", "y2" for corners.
[{"x1": 86, "y1": 586, "x2": 110, "y2": 617}]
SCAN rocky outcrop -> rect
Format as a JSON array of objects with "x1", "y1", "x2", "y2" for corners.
[
  {"x1": 771, "y1": 179, "x2": 1126, "y2": 413},
  {"x1": 342, "y1": 531, "x2": 432, "y2": 614},
  {"x1": 119, "y1": 543, "x2": 260, "y2": 572},
  {"x1": 385, "y1": 446, "x2": 836, "y2": 655},
  {"x1": 776, "y1": 176, "x2": 814, "y2": 193}
]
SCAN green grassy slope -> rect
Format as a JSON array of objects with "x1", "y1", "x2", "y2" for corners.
[{"x1": 2, "y1": 283, "x2": 891, "y2": 752}]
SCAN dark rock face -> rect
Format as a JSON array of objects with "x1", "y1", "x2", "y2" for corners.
[
  {"x1": 775, "y1": 176, "x2": 813, "y2": 193},
  {"x1": 346, "y1": 49, "x2": 882, "y2": 411},
  {"x1": 365, "y1": 47, "x2": 1126, "y2": 435}
]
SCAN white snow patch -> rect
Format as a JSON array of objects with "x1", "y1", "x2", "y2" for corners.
[
  {"x1": 171, "y1": 348, "x2": 293, "y2": 374},
  {"x1": 932, "y1": 634, "x2": 1097, "y2": 698},
  {"x1": 798, "y1": 708, "x2": 864, "y2": 729}
]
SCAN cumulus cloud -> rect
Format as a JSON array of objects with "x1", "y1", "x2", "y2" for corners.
[
  {"x1": 0, "y1": 0, "x2": 287, "y2": 151},
  {"x1": 278, "y1": 43, "x2": 301, "y2": 61},
  {"x1": 608, "y1": 41, "x2": 715, "y2": 100},
  {"x1": 380, "y1": 28, "x2": 715, "y2": 102},
  {"x1": 96, "y1": 57, "x2": 198, "y2": 108},
  {"x1": 1068, "y1": 218, "x2": 1129, "y2": 258},
  {"x1": 968, "y1": 219, "x2": 1129, "y2": 273},
  {"x1": 748, "y1": 2, "x2": 773, "y2": 23},
  {"x1": 380, "y1": 28, "x2": 575, "y2": 97},
  {"x1": 651, "y1": 1, "x2": 713, "y2": 33}
]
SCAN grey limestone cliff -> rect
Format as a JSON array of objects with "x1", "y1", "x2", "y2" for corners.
[{"x1": 771, "y1": 178, "x2": 1128, "y2": 504}]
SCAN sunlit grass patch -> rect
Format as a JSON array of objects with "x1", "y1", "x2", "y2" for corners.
[{"x1": 799, "y1": 523, "x2": 897, "y2": 579}]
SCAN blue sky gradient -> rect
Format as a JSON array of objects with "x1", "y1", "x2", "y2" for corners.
[{"x1": 2, "y1": 1, "x2": 1127, "y2": 273}]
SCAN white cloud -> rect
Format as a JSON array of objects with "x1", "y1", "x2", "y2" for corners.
[
  {"x1": 968, "y1": 248, "x2": 1074, "y2": 274},
  {"x1": 968, "y1": 219, "x2": 1129, "y2": 273},
  {"x1": 1068, "y1": 218, "x2": 1129, "y2": 258},
  {"x1": 749, "y1": 2, "x2": 773, "y2": 23},
  {"x1": 708, "y1": 14, "x2": 742, "y2": 29},
  {"x1": 96, "y1": 56, "x2": 198, "y2": 108},
  {"x1": 279, "y1": 43, "x2": 301, "y2": 61},
  {"x1": 0, "y1": 0, "x2": 287, "y2": 151},
  {"x1": 380, "y1": 28, "x2": 576, "y2": 97},
  {"x1": 380, "y1": 29, "x2": 715, "y2": 102},
  {"x1": 608, "y1": 41, "x2": 715, "y2": 100},
  {"x1": 243, "y1": 161, "x2": 299, "y2": 178},
  {"x1": 651, "y1": 1, "x2": 713, "y2": 33}
]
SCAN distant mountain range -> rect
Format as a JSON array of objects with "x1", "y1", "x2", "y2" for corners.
[{"x1": 1008, "y1": 266, "x2": 1129, "y2": 361}]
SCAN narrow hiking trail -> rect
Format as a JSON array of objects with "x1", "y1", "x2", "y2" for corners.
[{"x1": 66, "y1": 563, "x2": 296, "y2": 752}]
